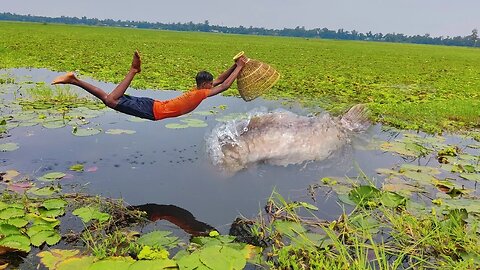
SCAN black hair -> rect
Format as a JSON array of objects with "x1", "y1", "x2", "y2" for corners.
[{"x1": 195, "y1": 71, "x2": 214, "y2": 87}]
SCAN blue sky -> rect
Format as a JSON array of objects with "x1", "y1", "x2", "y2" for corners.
[{"x1": 2, "y1": 0, "x2": 479, "y2": 37}]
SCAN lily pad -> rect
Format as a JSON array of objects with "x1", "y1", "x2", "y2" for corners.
[
  {"x1": 165, "y1": 123, "x2": 189, "y2": 129},
  {"x1": 42, "y1": 120, "x2": 66, "y2": 129},
  {"x1": 105, "y1": 129, "x2": 136, "y2": 135},
  {"x1": 69, "y1": 164, "x2": 84, "y2": 172},
  {"x1": 72, "y1": 127, "x2": 101, "y2": 136},
  {"x1": 459, "y1": 173, "x2": 480, "y2": 182},
  {"x1": 28, "y1": 186, "x2": 60, "y2": 196},
  {"x1": 30, "y1": 230, "x2": 61, "y2": 247},
  {"x1": 38, "y1": 172, "x2": 66, "y2": 181},
  {"x1": 0, "y1": 143, "x2": 19, "y2": 152}
]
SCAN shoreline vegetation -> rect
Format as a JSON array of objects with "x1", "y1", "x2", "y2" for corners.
[
  {"x1": 1, "y1": 21, "x2": 479, "y2": 134},
  {"x1": 1, "y1": 12, "x2": 479, "y2": 48}
]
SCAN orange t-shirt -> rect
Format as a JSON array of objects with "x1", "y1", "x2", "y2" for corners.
[{"x1": 153, "y1": 89, "x2": 210, "y2": 120}]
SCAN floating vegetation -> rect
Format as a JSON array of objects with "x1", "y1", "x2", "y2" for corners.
[
  {"x1": 72, "y1": 127, "x2": 102, "y2": 137},
  {"x1": 165, "y1": 118, "x2": 208, "y2": 129},
  {"x1": 0, "y1": 143, "x2": 19, "y2": 152},
  {"x1": 38, "y1": 172, "x2": 66, "y2": 181},
  {"x1": 105, "y1": 129, "x2": 136, "y2": 135}
]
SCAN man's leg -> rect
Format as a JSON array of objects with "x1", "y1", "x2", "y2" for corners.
[{"x1": 51, "y1": 51, "x2": 141, "y2": 108}]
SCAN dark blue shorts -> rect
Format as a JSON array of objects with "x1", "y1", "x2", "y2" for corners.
[{"x1": 114, "y1": 95, "x2": 155, "y2": 120}]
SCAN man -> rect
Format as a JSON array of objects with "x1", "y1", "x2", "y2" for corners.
[{"x1": 52, "y1": 51, "x2": 247, "y2": 120}]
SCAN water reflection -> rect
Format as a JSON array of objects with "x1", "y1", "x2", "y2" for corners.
[{"x1": 132, "y1": 203, "x2": 215, "y2": 237}]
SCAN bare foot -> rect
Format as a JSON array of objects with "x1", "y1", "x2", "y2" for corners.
[
  {"x1": 51, "y1": 72, "x2": 77, "y2": 85},
  {"x1": 131, "y1": 50, "x2": 141, "y2": 73}
]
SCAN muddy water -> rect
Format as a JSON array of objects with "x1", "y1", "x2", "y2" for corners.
[{"x1": 0, "y1": 68, "x2": 478, "y2": 235}]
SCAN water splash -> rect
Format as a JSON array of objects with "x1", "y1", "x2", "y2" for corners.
[{"x1": 206, "y1": 105, "x2": 370, "y2": 174}]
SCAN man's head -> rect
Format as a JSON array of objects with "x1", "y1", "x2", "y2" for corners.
[{"x1": 196, "y1": 71, "x2": 214, "y2": 89}]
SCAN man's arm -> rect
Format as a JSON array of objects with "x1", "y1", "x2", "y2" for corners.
[
  {"x1": 208, "y1": 56, "x2": 247, "y2": 97},
  {"x1": 213, "y1": 63, "x2": 237, "y2": 86}
]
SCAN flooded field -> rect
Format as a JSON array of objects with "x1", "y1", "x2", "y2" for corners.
[{"x1": 1, "y1": 68, "x2": 480, "y2": 269}]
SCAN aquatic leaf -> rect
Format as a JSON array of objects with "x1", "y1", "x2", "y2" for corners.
[
  {"x1": 165, "y1": 123, "x2": 189, "y2": 129},
  {"x1": 348, "y1": 186, "x2": 381, "y2": 206},
  {"x1": 88, "y1": 257, "x2": 135, "y2": 270},
  {"x1": 402, "y1": 170, "x2": 436, "y2": 185},
  {"x1": 39, "y1": 208, "x2": 65, "y2": 218},
  {"x1": 42, "y1": 120, "x2": 66, "y2": 129},
  {"x1": 105, "y1": 129, "x2": 136, "y2": 135},
  {"x1": 6, "y1": 217, "x2": 28, "y2": 228},
  {"x1": 459, "y1": 173, "x2": 480, "y2": 182},
  {"x1": 72, "y1": 127, "x2": 101, "y2": 136},
  {"x1": 443, "y1": 199, "x2": 480, "y2": 213},
  {"x1": 56, "y1": 256, "x2": 95, "y2": 270},
  {"x1": 380, "y1": 141, "x2": 427, "y2": 157},
  {"x1": 400, "y1": 164, "x2": 441, "y2": 175},
  {"x1": 30, "y1": 230, "x2": 60, "y2": 247},
  {"x1": 350, "y1": 214, "x2": 380, "y2": 234},
  {"x1": 18, "y1": 121, "x2": 39, "y2": 127},
  {"x1": 69, "y1": 164, "x2": 84, "y2": 172},
  {"x1": 37, "y1": 249, "x2": 80, "y2": 270},
  {"x1": 0, "y1": 234, "x2": 30, "y2": 252},
  {"x1": 136, "y1": 230, "x2": 179, "y2": 249},
  {"x1": 191, "y1": 235, "x2": 236, "y2": 246},
  {"x1": 28, "y1": 186, "x2": 60, "y2": 196},
  {"x1": 128, "y1": 259, "x2": 177, "y2": 270},
  {"x1": 1, "y1": 170, "x2": 20, "y2": 182},
  {"x1": 194, "y1": 110, "x2": 216, "y2": 116},
  {"x1": 72, "y1": 206, "x2": 110, "y2": 223},
  {"x1": 0, "y1": 224, "x2": 21, "y2": 236},
  {"x1": 298, "y1": 201, "x2": 319, "y2": 211},
  {"x1": 27, "y1": 224, "x2": 57, "y2": 237},
  {"x1": 273, "y1": 220, "x2": 307, "y2": 237},
  {"x1": 0, "y1": 208, "x2": 24, "y2": 220},
  {"x1": 380, "y1": 192, "x2": 406, "y2": 207},
  {"x1": 127, "y1": 116, "x2": 148, "y2": 122},
  {"x1": 0, "y1": 143, "x2": 19, "y2": 152},
  {"x1": 86, "y1": 166, "x2": 98, "y2": 172},
  {"x1": 199, "y1": 245, "x2": 246, "y2": 270},
  {"x1": 7, "y1": 182, "x2": 33, "y2": 193},
  {"x1": 38, "y1": 172, "x2": 66, "y2": 181},
  {"x1": 290, "y1": 232, "x2": 330, "y2": 249},
  {"x1": 137, "y1": 245, "x2": 170, "y2": 260},
  {"x1": 42, "y1": 198, "x2": 67, "y2": 210}
]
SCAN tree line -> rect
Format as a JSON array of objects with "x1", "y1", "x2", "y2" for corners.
[{"x1": 1, "y1": 12, "x2": 478, "y2": 47}]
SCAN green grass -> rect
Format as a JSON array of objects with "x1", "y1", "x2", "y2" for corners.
[{"x1": 1, "y1": 21, "x2": 479, "y2": 132}]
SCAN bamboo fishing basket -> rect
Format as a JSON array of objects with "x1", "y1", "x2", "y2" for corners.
[{"x1": 233, "y1": 51, "x2": 280, "y2": 101}]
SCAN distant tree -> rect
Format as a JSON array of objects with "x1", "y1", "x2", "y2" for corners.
[{"x1": 470, "y1": 28, "x2": 478, "y2": 47}]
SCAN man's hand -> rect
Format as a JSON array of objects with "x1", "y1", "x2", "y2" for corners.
[{"x1": 235, "y1": 55, "x2": 248, "y2": 68}]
